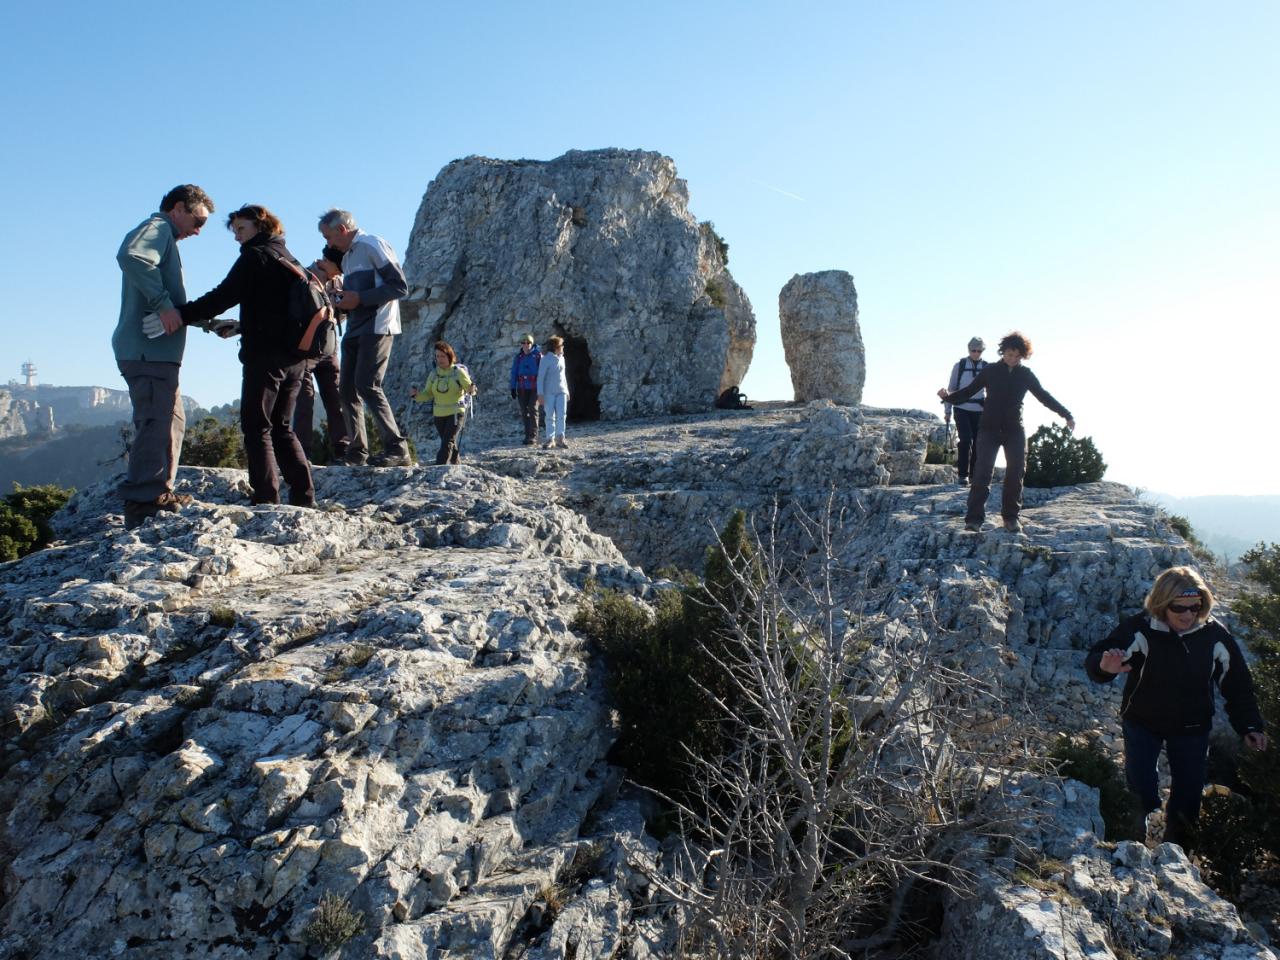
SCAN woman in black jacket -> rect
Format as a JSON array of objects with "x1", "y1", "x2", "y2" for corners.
[
  {"x1": 180, "y1": 205, "x2": 314, "y2": 507},
  {"x1": 1085, "y1": 566, "x2": 1267, "y2": 847}
]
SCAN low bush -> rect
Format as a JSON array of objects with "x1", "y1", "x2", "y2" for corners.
[
  {"x1": 1196, "y1": 790, "x2": 1264, "y2": 895},
  {"x1": 1024, "y1": 423, "x2": 1106, "y2": 487},
  {"x1": 0, "y1": 484, "x2": 74, "y2": 561},
  {"x1": 301, "y1": 892, "x2": 364, "y2": 950},
  {"x1": 925, "y1": 440, "x2": 954, "y2": 464},
  {"x1": 572, "y1": 511, "x2": 757, "y2": 799},
  {"x1": 181, "y1": 416, "x2": 246, "y2": 468}
]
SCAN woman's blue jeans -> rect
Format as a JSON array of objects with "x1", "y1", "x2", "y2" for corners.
[{"x1": 1122, "y1": 718, "x2": 1209, "y2": 846}]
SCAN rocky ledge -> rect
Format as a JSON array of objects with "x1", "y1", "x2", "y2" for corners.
[{"x1": 0, "y1": 404, "x2": 1271, "y2": 960}]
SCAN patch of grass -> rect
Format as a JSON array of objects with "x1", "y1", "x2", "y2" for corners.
[
  {"x1": 538, "y1": 880, "x2": 570, "y2": 923},
  {"x1": 925, "y1": 441, "x2": 954, "y2": 465},
  {"x1": 321, "y1": 642, "x2": 377, "y2": 683},
  {"x1": 208, "y1": 606, "x2": 236, "y2": 628}
]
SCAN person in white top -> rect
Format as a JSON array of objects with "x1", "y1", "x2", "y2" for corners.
[{"x1": 536, "y1": 335, "x2": 570, "y2": 449}]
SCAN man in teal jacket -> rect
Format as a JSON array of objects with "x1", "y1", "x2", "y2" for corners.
[{"x1": 112, "y1": 184, "x2": 214, "y2": 529}]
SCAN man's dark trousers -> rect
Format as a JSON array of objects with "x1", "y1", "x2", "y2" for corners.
[
  {"x1": 954, "y1": 407, "x2": 982, "y2": 482},
  {"x1": 295, "y1": 353, "x2": 348, "y2": 461},
  {"x1": 339, "y1": 334, "x2": 407, "y2": 461}
]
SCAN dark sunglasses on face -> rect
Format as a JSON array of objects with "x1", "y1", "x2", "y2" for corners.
[{"x1": 1168, "y1": 602, "x2": 1203, "y2": 615}]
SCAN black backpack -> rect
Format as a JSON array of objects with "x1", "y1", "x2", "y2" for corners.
[
  {"x1": 267, "y1": 249, "x2": 337, "y2": 360},
  {"x1": 716, "y1": 385, "x2": 752, "y2": 410}
]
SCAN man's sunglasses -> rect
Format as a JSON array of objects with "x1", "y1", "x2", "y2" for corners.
[{"x1": 1167, "y1": 602, "x2": 1203, "y2": 615}]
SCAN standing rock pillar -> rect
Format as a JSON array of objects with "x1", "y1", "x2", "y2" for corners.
[{"x1": 779, "y1": 270, "x2": 864, "y2": 404}]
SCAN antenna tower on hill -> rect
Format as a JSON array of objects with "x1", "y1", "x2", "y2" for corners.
[{"x1": 21, "y1": 361, "x2": 37, "y2": 387}]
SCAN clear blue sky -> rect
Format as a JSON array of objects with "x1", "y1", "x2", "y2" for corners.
[{"x1": 5, "y1": 1, "x2": 1277, "y2": 496}]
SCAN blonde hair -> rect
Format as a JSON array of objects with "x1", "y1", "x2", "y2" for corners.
[{"x1": 1144, "y1": 566, "x2": 1214, "y2": 623}]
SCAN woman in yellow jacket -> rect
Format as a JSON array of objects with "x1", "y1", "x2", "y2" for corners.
[{"x1": 409, "y1": 340, "x2": 474, "y2": 464}]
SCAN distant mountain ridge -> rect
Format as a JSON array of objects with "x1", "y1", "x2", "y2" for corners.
[
  {"x1": 1146, "y1": 492, "x2": 1280, "y2": 560},
  {"x1": 0, "y1": 382, "x2": 204, "y2": 494}
]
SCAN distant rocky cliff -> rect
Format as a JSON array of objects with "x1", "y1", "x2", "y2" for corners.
[
  {"x1": 0, "y1": 384, "x2": 142, "y2": 438},
  {"x1": 392, "y1": 149, "x2": 755, "y2": 450},
  {"x1": 0, "y1": 406, "x2": 1270, "y2": 960}
]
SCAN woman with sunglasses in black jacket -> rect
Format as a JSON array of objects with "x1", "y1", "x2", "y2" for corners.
[{"x1": 1085, "y1": 565, "x2": 1267, "y2": 848}]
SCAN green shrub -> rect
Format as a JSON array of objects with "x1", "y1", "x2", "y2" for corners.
[
  {"x1": 301, "y1": 892, "x2": 364, "y2": 949},
  {"x1": 1166, "y1": 513, "x2": 1196, "y2": 542},
  {"x1": 1049, "y1": 735, "x2": 1143, "y2": 841},
  {"x1": 704, "y1": 278, "x2": 728, "y2": 309},
  {"x1": 925, "y1": 441, "x2": 954, "y2": 465},
  {"x1": 700, "y1": 220, "x2": 730, "y2": 265},
  {"x1": 180, "y1": 416, "x2": 246, "y2": 468},
  {"x1": 0, "y1": 484, "x2": 74, "y2": 561},
  {"x1": 1229, "y1": 543, "x2": 1280, "y2": 856},
  {"x1": 1024, "y1": 424, "x2": 1106, "y2": 488},
  {"x1": 573, "y1": 510, "x2": 758, "y2": 798},
  {"x1": 1195, "y1": 790, "x2": 1264, "y2": 895}
]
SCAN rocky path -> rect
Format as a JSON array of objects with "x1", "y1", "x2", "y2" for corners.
[{"x1": 1, "y1": 468, "x2": 649, "y2": 959}]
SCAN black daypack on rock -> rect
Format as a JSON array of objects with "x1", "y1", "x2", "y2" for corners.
[
  {"x1": 267, "y1": 249, "x2": 337, "y2": 360},
  {"x1": 716, "y1": 386, "x2": 752, "y2": 410}
]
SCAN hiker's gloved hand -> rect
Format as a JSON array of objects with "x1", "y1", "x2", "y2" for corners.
[{"x1": 142, "y1": 312, "x2": 166, "y2": 338}]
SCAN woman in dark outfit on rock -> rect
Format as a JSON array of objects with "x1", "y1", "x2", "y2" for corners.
[
  {"x1": 1084, "y1": 566, "x2": 1267, "y2": 848},
  {"x1": 180, "y1": 205, "x2": 315, "y2": 507},
  {"x1": 937, "y1": 331, "x2": 1074, "y2": 533}
]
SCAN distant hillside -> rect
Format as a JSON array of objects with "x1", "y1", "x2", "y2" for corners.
[
  {"x1": 0, "y1": 424, "x2": 129, "y2": 493},
  {"x1": 0, "y1": 388, "x2": 236, "y2": 495},
  {"x1": 1146, "y1": 492, "x2": 1280, "y2": 561}
]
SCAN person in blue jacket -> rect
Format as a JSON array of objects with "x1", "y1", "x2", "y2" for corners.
[
  {"x1": 509, "y1": 334, "x2": 542, "y2": 446},
  {"x1": 1085, "y1": 566, "x2": 1267, "y2": 848}
]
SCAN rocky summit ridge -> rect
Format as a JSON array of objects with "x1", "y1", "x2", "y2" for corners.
[{"x1": 0, "y1": 404, "x2": 1272, "y2": 960}]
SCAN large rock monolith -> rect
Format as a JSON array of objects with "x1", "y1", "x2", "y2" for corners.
[
  {"x1": 779, "y1": 270, "x2": 864, "y2": 404},
  {"x1": 393, "y1": 149, "x2": 755, "y2": 447}
]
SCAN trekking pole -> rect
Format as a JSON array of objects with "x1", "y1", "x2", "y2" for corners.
[{"x1": 944, "y1": 405, "x2": 953, "y2": 449}]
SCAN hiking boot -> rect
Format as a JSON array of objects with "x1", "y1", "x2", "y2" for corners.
[
  {"x1": 123, "y1": 492, "x2": 190, "y2": 530},
  {"x1": 339, "y1": 452, "x2": 368, "y2": 466},
  {"x1": 555, "y1": 436, "x2": 568, "y2": 449},
  {"x1": 522, "y1": 437, "x2": 536, "y2": 446},
  {"x1": 963, "y1": 521, "x2": 982, "y2": 533},
  {"x1": 369, "y1": 450, "x2": 414, "y2": 467},
  {"x1": 542, "y1": 438, "x2": 554, "y2": 449},
  {"x1": 1003, "y1": 517, "x2": 1022, "y2": 533}
]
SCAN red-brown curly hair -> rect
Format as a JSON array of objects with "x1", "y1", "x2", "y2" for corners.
[
  {"x1": 226, "y1": 204, "x2": 284, "y2": 238},
  {"x1": 999, "y1": 331, "x2": 1033, "y2": 358}
]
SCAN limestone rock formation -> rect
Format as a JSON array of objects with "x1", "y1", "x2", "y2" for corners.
[
  {"x1": 0, "y1": 405, "x2": 1270, "y2": 959},
  {"x1": 779, "y1": 270, "x2": 865, "y2": 403},
  {"x1": 0, "y1": 390, "x2": 26, "y2": 439},
  {"x1": 392, "y1": 149, "x2": 755, "y2": 448}
]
